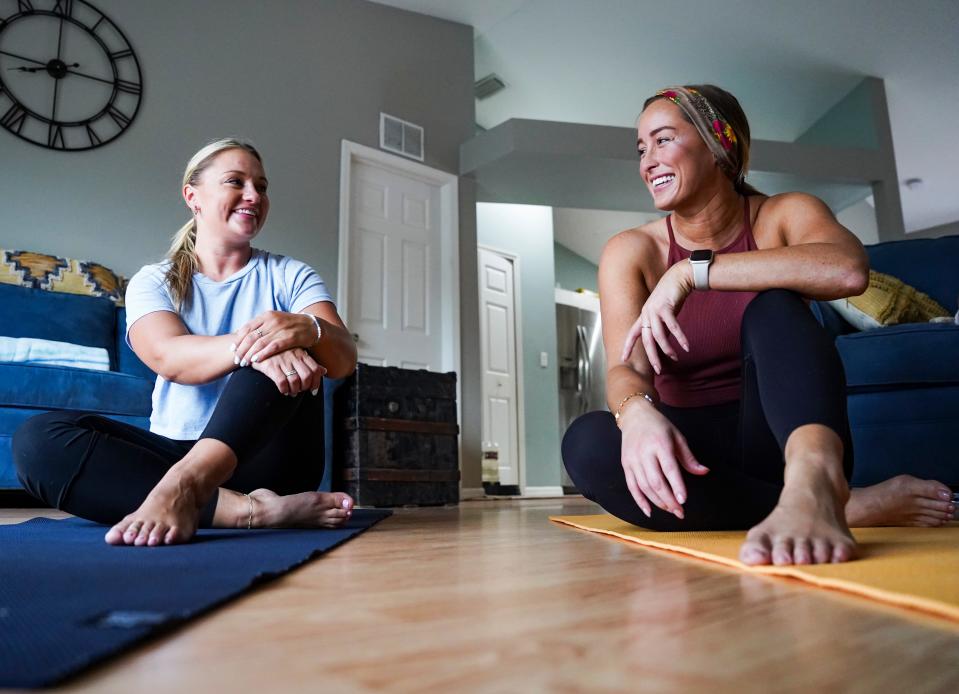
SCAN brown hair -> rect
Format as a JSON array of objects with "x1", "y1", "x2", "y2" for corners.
[
  {"x1": 165, "y1": 138, "x2": 264, "y2": 310},
  {"x1": 643, "y1": 84, "x2": 761, "y2": 196}
]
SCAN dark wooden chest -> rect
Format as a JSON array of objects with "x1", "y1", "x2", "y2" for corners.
[{"x1": 333, "y1": 364, "x2": 459, "y2": 507}]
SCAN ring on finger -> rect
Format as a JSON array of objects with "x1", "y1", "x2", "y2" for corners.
[
  {"x1": 641, "y1": 323, "x2": 651, "y2": 330},
  {"x1": 255, "y1": 328, "x2": 264, "y2": 338},
  {"x1": 284, "y1": 369, "x2": 297, "y2": 377}
]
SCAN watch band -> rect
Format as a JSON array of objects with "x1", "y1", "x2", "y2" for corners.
[
  {"x1": 691, "y1": 260, "x2": 710, "y2": 290},
  {"x1": 689, "y1": 250, "x2": 714, "y2": 291}
]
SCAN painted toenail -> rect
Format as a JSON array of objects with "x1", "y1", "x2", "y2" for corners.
[{"x1": 939, "y1": 490, "x2": 952, "y2": 500}]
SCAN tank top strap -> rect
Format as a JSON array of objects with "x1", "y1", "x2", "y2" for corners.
[{"x1": 665, "y1": 213, "x2": 683, "y2": 264}]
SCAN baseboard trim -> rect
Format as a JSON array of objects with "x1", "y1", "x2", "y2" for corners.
[
  {"x1": 460, "y1": 487, "x2": 486, "y2": 500},
  {"x1": 522, "y1": 486, "x2": 565, "y2": 498}
]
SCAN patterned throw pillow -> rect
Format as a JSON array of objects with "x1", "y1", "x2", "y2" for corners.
[
  {"x1": 0, "y1": 249, "x2": 127, "y2": 306},
  {"x1": 828, "y1": 270, "x2": 951, "y2": 330}
]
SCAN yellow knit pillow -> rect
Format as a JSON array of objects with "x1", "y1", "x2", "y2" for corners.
[
  {"x1": 829, "y1": 270, "x2": 950, "y2": 330},
  {"x1": 0, "y1": 249, "x2": 127, "y2": 306}
]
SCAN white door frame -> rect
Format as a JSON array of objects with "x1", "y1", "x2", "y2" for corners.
[
  {"x1": 337, "y1": 139, "x2": 463, "y2": 467},
  {"x1": 477, "y1": 243, "x2": 527, "y2": 494}
]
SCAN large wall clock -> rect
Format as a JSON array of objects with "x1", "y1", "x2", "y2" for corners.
[{"x1": 0, "y1": 0, "x2": 142, "y2": 151}]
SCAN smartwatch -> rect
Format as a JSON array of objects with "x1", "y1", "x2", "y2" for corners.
[{"x1": 689, "y1": 249, "x2": 714, "y2": 290}]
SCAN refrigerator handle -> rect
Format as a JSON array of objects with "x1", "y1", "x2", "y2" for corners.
[
  {"x1": 576, "y1": 325, "x2": 589, "y2": 415},
  {"x1": 575, "y1": 325, "x2": 584, "y2": 393},
  {"x1": 581, "y1": 325, "x2": 592, "y2": 399}
]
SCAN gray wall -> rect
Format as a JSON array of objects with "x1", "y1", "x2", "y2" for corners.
[
  {"x1": 477, "y1": 203, "x2": 561, "y2": 489},
  {"x1": 0, "y1": 0, "x2": 482, "y2": 486},
  {"x1": 0, "y1": 0, "x2": 474, "y2": 285},
  {"x1": 554, "y1": 243, "x2": 598, "y2": 293}
]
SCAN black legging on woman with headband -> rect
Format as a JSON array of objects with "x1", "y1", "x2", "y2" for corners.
[
  {"x1": 12, "y1": 367, "x2": 324, "y2": 526},
  {"x1": 562, "y1": 289, "x2": 854, "y2": 531}
]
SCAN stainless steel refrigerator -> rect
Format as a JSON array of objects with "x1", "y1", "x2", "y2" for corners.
[{"x1": 556, "y1": 302, "x2": 607, "y2": 492}]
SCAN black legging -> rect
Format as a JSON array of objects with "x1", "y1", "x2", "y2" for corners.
[
  {"x1": 562, "y1": 289, "x2": 853, "y2": 531},
  {"x1": 12, "y1": 367, "x2": 324, "y2": 526}
]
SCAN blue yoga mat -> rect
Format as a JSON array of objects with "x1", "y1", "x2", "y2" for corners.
[{"x1": 0, "y1": 509, "x2": 391, "y2": 688}]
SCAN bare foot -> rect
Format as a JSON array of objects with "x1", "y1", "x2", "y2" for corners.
[
  {"x1": 740, "y1": 463, "x2": 857, "y2": 566},
  {"x1": 248, "y1": 489, "x2": 355, "y2": 529},
  {"x1": 846, "y1": 475, "x2": 955, "y2": 527},
  {"x1": 105, "y1": 476, "x2": 203, "y2": 546}
]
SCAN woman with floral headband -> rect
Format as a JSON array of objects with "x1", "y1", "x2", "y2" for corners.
[{"x1": 562, "y1": 84, "x2": 955, "y2": 565}]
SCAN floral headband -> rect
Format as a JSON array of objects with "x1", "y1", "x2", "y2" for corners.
[{"x1": 655, "y1": 87, "x2": 741, "y2": 181}]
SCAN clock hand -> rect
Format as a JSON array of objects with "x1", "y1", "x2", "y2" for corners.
[
  {"x1": 8, "y1": 63, "x2": 80, "y2": 73},
  {"x1": 0, "y1": 49, "x2": 47, "y2": 66},
  {"x1": 63, "y1": 67, "x2": 114, "y2": 87}
]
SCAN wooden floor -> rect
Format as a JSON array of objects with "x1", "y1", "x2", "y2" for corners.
[{"x1": 3, "y1": 497, "x2": 959, "y2": 693}]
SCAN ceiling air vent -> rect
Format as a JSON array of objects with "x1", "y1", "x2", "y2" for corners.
[
  {"x1": 379, "y1": 113, "x2": 424, "y2": 162},
  {"x1": 474, "y1": 74, "x2": 506, "y2": 100}
]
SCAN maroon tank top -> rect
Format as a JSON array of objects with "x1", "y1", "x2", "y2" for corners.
[{"x1": 655, "y1": 198, "x2": 758, "y2": 407}]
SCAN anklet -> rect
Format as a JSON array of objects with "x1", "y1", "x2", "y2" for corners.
[{"x1": 244, "y1": 493, "x2": 255, "y2": 530}]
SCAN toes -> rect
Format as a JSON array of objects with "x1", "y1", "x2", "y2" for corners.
[
  {"x1": 104, "y1": 523, "x2": 126, "y2": 545},
  {"x1": 771, "y1": 538, "x2": 794, "y2": 566},
  {"x1": 792, "y1": 539, "x2": 812, "y2": 565},
  {"x1": 739, "y1": 535, "x2": 771, "y2": 566},
  {"x1": 334, "y1": 493, "x2": 354, "y2": 512},
  {"x1": 812, "y1": 539, "x2": 832, "y2": 564},
  {"x1": 914, "y1": 514, "x2": 947, "y2": 527},
  {"x1": 831, "y1": 540, "x2": 856, "y2": 563},
  {"x1": 134, "y1": 521, "x2": 155, "y2": 546},
  {"x1": 163, "y1": 526, "x2": 180, "y2": 545},
  {"x1": 148, "y1": 523, "x2": 167, "y2": 546}
]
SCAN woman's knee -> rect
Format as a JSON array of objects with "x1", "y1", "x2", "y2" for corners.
[
  {"x1": 742, "y1": 289, "x2": 802, "y2": 326},
  {"x1": 12, "y1": 411, "x2": 78, "y2": 502},
  {"x1": 561, "y1": 410, "x2": 618, "y2": 480}
]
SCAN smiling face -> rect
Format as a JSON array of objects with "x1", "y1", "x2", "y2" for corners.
[
  {"x1": 183, "y1": 148, "x2": 270, "y2": 245},
  {"x1": 636, "y1": 99, "x2": 724, "y2": 210}
]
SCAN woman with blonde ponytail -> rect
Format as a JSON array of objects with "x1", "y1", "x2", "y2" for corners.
[{"x1": 14, "y1": 138, "x2": 359, "y2": 546}]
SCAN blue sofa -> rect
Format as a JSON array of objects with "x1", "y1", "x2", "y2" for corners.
[
  {"x1": 812, "y1": 234, "x2": 959, "y2": 487},
  {"x1": 0, "y1": 282, "x2": 336, "y2": 496}
]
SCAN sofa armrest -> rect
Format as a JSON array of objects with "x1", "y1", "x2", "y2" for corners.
[{"x1": 810, "y1": 300, "x2": 854, "y2": 339}]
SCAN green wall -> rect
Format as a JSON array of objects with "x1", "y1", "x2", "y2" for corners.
[
  {"x1": 477, "y1": 203, "x2": 561, "y2": 488},
  {"x1": 554, "y1": 242, "x2": 599, "y2": 293}
]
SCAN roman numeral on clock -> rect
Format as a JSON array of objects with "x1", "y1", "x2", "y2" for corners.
[{"x1": 1, "y1": 103, "x2": 27, "y2": 134}]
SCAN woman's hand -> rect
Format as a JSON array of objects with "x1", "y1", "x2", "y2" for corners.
[
  {"x1": 618, "y1": 402, "x2": 709, "y2": 518},
  {"x1": 250, "y1": 347, "x2": 326, "y2": 396},
  {"x1": 621, "y1": 261, "x2": 694, "y2": 374},
  {"x1": 232, "y1": 311, "x2": 318, "y2": 367}
]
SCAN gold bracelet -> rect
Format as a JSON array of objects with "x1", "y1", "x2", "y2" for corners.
[
  {"x1": 614, "y1": 391, "x2": 655, "y2": 427},
  {"x1": 244, "y1": 493, "x2": 255, "y2": 530}
]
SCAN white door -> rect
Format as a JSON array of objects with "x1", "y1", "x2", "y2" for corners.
[
  {"x1": 347, "y1": 160, "x2": 443, "y2": 370},
  {"x1": 478, "y1": 247, "x2": 520, "y2": 486}
]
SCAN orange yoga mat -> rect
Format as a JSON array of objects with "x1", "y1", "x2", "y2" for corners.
[{"x1": 551, "y1": 514, "x2": 959, "y2": 623}]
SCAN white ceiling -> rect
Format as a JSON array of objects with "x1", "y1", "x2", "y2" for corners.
[{"x1": 374, "y1": 0, "x2": 959, "y2": 234}]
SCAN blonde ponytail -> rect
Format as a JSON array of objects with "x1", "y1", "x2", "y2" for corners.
[
  {"x1": 164, "y1": 138, "x2": 263, "y2": 311},
  {"x1": 165, "y1": 218, "x2": 199, "y2": 311}
]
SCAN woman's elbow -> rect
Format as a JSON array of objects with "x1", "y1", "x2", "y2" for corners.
[{"x1": 842, "y1": 257, "x2": 870, "y2": 296}]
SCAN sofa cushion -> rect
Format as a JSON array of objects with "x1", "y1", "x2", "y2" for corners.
[
  {"x1": 0, "y1": 283, "x2": 118, "y2": 370},
  {"x1": 867, "y1": 235, "x2": 959, "y2": 310},
  {"x1": 115, "y1": 307, "x2": 156, "y2": 380},
  {"x1": 836, "y1": 323, "x2": 959, "y2": 390},
  {"x1": 0, "y1": 363, "x2": 152, "y2": 417}
]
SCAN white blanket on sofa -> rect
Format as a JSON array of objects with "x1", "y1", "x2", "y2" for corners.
[{"x1": 0, "y1": 336, "x2": 110, "y2": 371}]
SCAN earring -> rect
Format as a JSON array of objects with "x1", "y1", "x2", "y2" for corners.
[{"x1": 193, "y1": 206, "x2": 200, "y2": 216}]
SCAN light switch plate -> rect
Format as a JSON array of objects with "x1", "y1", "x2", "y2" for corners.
[{"x1": 540, "y1": 351, "x2": 549, "y2": 368}]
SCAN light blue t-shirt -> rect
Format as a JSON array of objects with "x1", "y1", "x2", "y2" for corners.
[{"x1": 125, "y1": 249, "x2": 333, "y2": 439}]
